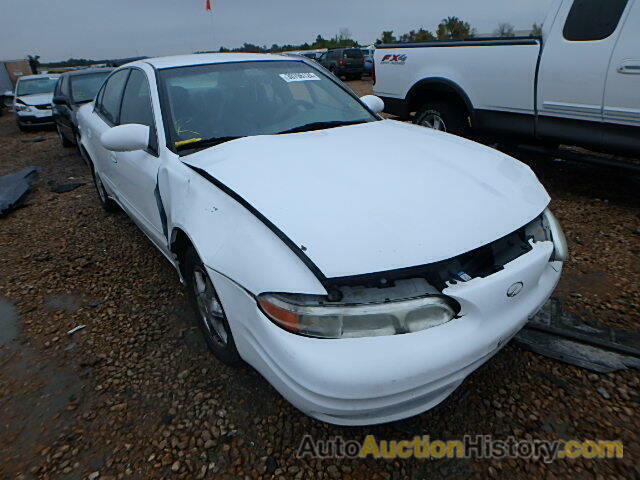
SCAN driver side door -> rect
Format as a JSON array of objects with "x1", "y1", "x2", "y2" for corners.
[{"x1": 109, "y1": 68, "x2": 166, "y2": 247}]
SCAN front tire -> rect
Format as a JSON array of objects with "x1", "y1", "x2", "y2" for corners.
[
  {"x1": 57, "y1": 125, "x2": 73, "y2": 147},
  {"x1": 414, "y1": 101, "x2": 468, "y2": 136},
  {"x1": 90, "y1": 164, "x2": 118, "y2": 212},
  {"x1": 184, "y1": 247, "x2": 241, "y2": 365}
]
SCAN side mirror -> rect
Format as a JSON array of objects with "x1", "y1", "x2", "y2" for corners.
[
  {"x1": 360, "y1": 95, "x2": 385, "y2": 114},
  {"x1": 100, "y1": 124, "x2": 150, "y2": 152},
  {"x1": 52, "y1": 95, "x2": 67, "y2": 106}
]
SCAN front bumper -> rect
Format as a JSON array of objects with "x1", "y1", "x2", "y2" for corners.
[
  {"x1": 17, "y1": 110, "x2": 54, "y2": 126},
  {"x1": 210, "y1": 241, "x2": 561, "y2": 426}
]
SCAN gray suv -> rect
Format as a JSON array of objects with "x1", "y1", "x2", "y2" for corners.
[{"x1": 318, "y1": 48, "x2": 364, "y2": 80}]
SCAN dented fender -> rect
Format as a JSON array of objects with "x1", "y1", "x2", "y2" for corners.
[{"x1": 156, "y1": 159, "x2": 326, "y2": 296}]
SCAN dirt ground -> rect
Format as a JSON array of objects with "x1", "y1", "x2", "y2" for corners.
[{"x1": 0, "y1": 80, "x2": 638, "y2": 480}]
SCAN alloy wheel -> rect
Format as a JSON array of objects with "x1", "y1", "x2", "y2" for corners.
[
  {"x1": 192, "y1": 267, "x2": 228, "y2": 346},
  {"x1": 418, "y1": 112, "x2": 447, "y2": 131}
]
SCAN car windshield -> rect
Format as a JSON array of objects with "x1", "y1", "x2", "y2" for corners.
[
  {"x1": 158, "y1": 60, "x2": 377, "y2": 152},
  {"x1": 70, "y1": 72, "x2": 110, "y2": 103},
  {"x1": 17, "y1": 77, "x2": 58, "y2": 96}
]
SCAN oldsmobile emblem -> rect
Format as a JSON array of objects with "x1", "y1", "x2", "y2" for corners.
[{"x1": 506, "y1": 282, "x2": 524, "y2": 297}]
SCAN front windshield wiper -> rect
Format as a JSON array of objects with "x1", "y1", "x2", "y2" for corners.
[
  {"x1": 277, "y1": 120, "x2": 367, "y2": 135},
  {"x1": 175, "y1": 136, "x2": 243, "y2": 152}
]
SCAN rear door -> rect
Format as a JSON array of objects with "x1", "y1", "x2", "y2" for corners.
[
  {"x1": 536, "y1": 0, "x2": 629, "y2": 145},
  {"x1": 602, "y1": 0, "x2": 640, "y2": 153}
]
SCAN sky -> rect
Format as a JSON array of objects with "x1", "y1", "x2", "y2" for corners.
[{"x1": 3, "y1": 0, "x2": 554, "y2": 62}]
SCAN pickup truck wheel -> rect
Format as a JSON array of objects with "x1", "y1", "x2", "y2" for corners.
[
  {"x1": 184, "y1": 247, "x2": 241, "y2": 366},
  {"x1": 90, "y1": 165, "x2": 118, "y2": 212},
  {"x1": 414, "y1": 101, "x2": 467, "y2": 136}
]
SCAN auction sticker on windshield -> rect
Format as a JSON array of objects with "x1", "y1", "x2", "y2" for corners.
[{"x1": 279, "y1": 72, "x2": 321, "y2": 82}]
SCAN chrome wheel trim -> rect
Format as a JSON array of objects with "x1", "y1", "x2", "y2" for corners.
[
  {"x1": 193, "y1": 267, "x2": 228, "y2": 346},
  {"x1": 419, "y1": 113, "x2": 447, "y2": 131}
]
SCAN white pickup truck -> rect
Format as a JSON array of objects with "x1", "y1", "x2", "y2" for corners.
[{"x1": 373, "y1": 0, "x2": 639, "y2": 156}]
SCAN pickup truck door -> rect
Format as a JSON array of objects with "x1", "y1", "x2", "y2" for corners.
[
  {"x1": 110, "y1": 68, "x2": 166, "y2": 247},
  {"x1": 602, "y1": 0, "x2": 640, "y2": 153},
  {"x1": 536, "y1": 0, "x2": 630, "y2": 145}
]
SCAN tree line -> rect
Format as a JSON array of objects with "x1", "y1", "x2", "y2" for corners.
[{"x1": 38, "y1": 18, "x2": 543, "y2": 67}]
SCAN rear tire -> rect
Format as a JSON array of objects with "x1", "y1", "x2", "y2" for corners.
[
  {"x1": 414, "y1": 101, "x2": 468, "y2": 136},
  {"x1": 184, "y1": 247, "x2": 241, "y2": 366}
]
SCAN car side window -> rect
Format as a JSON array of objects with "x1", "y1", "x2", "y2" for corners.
[
  {"x1": 119, "y1": 70, "x2": 154, "y2": 127},
  {"x1": 120, "y1": 69, "x2": 159, "y2": 155},
  {"x1": 563, "y1": 0, "x2": 628, "y2": 41},
  {"x1": 98, "y1": 69, "x2": 130, "y2": 125},
  {"x1": 61, "y1": 77, "x2": 71, "y2": 98}
]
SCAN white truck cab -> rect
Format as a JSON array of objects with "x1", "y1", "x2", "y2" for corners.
[{"x1": 374, "y1": 0, "x2": 639, "y2": 155}]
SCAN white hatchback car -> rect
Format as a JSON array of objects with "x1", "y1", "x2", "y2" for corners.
[{"x1": 77, "y1": 53, "x2": 566, "y2": 425}]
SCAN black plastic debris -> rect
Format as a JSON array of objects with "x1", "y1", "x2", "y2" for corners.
[
  {"x1": 0, "y1": 166, "x2": 39, "y2": 217},
  {"x1": 50, "y1": 182, "x2": 85, "y2": 194},
  {"x1": 21, "y1": 137, "x2": 47, "y2": 143},
  {"x1": 514, "y1": 298, "x2": 640, "y2": 373}
]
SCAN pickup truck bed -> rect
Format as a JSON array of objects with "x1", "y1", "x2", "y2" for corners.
[{"x1": 373, "y1": 0, "x2": 640, "y2": 156}]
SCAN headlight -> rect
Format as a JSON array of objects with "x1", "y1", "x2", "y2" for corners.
[
  {"x1": 543, "y1": 209, "x2": 567, "y2": 262},
  {"x1": 258, "y1": 292, "x2": 459, "y2": 339},
  {"x1": 14, "y1": 103, "x2": 33, "y2": 112},
  {"x1": 525, "y1": 208, "x2": 567, "y2": 262}
]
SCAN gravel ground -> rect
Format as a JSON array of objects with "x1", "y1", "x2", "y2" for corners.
[{"x1": 0, "y1": 84, "x2": 638, "y2": 480}]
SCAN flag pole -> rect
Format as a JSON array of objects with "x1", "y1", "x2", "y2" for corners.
[{"x1": 205, "y1": 0, "x2": 215, "y2": 52}]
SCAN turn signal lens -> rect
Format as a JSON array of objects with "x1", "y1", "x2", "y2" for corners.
[{"x1": 258, "y1": 297, "x2": 300, "y2": 332}]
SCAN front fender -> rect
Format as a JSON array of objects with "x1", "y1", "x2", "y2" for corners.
[{"x1": 159, "y1": 160, "x2": 326, "y2": 296}]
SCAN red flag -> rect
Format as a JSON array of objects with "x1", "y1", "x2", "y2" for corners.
[{"x1": 205, "y1": 0, "x2": 212, "y2": 11}]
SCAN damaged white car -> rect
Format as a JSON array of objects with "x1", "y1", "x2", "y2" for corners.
[{"x1": 77, "y1": 53, "x2": 566, "y2": 425}]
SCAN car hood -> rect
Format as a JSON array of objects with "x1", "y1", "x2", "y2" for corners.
[
  {"x1": 183, "y1": 120, "x2": 550, "y2": 279},
  {"x1": 17, "y1": 93, "x2": 53, "y2": 105}
]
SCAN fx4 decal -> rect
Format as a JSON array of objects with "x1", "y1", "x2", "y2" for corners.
[{"x1": 381, "y1": 54, "x2": 407, "y2": 65}]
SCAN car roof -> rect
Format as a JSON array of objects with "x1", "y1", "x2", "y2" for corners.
[
  {"x1": 17, "y1": 73, "x2": 60, "y2": 81},
  {"x1": 60, "y1": 68, "x2": 114, "y2": 77},
  {"x1": 138, "y1": 53, "x2": 295, "y2": 70}
]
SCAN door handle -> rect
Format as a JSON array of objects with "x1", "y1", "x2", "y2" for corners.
[{"x1": 618, "y1": 61, "x2": 640, "y2": 74}]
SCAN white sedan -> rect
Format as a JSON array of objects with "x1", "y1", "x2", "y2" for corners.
[{"x1": 77, "y1": 53, "x2": 566, "y2": 426}]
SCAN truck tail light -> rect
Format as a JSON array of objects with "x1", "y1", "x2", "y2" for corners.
[{"x1": 339, "y1": 59, "x2": 345, "y2": 67}]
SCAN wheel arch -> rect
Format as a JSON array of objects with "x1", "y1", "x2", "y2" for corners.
[
  {"x1": 169, "y1": 226, "x2": 198, "y2": 279},
  {"x1": 405, "y1": 77, "x2": 473, "y2": 117}
]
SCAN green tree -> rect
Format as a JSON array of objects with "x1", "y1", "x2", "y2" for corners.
[
  {"x1": 399, "y1": 28, "x2": 436, "y2": 43},
  {"x1": 27, "y1": 55, "x2": 40, "y2": 74},
  {"x1": 530, "y1": 22, "x2": 543, "y2": 37},
  {"x1": 375, "y1": 30, "x2": 397, "y2": 45},
  {"x1": 493, "y1": 22, "x2": 515, "y2": 37},
  {"x1": 436, "y1": 17, "x2": 475, "y2": 40}
]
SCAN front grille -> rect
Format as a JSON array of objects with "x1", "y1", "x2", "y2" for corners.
[{"x1": 34, "y1": 104, "x2": 51, "y2": 110}]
